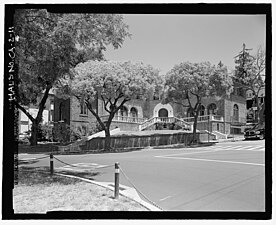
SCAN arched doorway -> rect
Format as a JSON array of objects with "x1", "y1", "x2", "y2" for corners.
[
  {"x1": 158, "y1": 108, "x2": 168, "y2": 118},
  {"x1": 153, "y1": 103, "x2": 173, "y2": 118},
  {"x1": 130, "y1": 107, "x2": 138, "y2": 122}
]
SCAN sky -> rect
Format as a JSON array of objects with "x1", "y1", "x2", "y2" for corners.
[{"x1": 104, "y1": 14, "x2": 266, "y2": 75}]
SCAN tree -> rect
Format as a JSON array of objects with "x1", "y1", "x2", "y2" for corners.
[
  {"x1": 68, "y1": 60, "x2": 161, "y2": 151},
  {"x1": 14, "y1": 9, "x2": 130, "y2": 145},
  {"x1": 165, "y1": 61, "x2": 233, "y2": 144},
  {"x1": 234, "y1": 44, "x2": 265, "y2": 123}
]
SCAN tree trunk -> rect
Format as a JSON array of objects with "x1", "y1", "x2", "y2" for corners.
[
  {"x1": 192, "y1": 113, "x2": 199, "y2": 145},
  {"x1": 30, "y1": 121, "x2": 39, "y2": 146},
  {"x1": 104, "y1": 127, "x2": 111, "y2": 151}
]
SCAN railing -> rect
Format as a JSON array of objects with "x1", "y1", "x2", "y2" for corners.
[
  {"x1": 182, "y1": 115, "x2": 224, "y2": 123},
  {"x1": 174, "y1": 117, "x2": 193, "y2": 131},
  {"x1": 229, "y1": 117, "x2": 247, "y2": 125},
  {"x1": 139, "y1": 117, "x2": 192, "y2": 131},
  {"x1": 100, "y1": 115, "x2": 146, "y2": 124}
]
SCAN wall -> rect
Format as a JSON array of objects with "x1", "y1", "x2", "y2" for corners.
[
  {"x1": 18, "y1": 143, "x2": 58, "y2": 153},
  {"x1": 70, "y1": 97, "x2": 98, "y2": 134},
  {"x1": 81, "y1": 132, "x2": 200, "y2": 151},
  {"x1": 109, "y1": 121, "x2": 140, "y2": 131}
]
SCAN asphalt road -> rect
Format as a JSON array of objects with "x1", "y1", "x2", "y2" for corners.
[{"x1": 19, "y1": 139, "x2": 266, "y2": 211}]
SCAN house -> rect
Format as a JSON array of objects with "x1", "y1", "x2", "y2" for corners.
[
  {"x1": 246, "y1": 87, "x2": 265, "y2": 123},
  {"x1": 18, "y1": 90, "x2": 55, "y2": 134}
]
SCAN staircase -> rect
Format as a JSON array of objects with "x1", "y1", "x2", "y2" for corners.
[{"x1": 139, "y1": 117, "x2": 192, "y2": 131}]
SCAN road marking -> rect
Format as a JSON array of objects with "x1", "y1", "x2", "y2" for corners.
[
  {"x1": 157, "y1": 155, "x2": 265, "y2": 167},
  {"x1": 221, "y1": 146, "x2": 265, "y2": 151},
  {"x1": 155, "y1": 149, "x2": 221, "y2": 158},
  {"x1": 159, "y1": 196, "x2": 172, "y2": 201}
]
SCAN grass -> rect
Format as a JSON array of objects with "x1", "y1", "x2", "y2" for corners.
[{"x1": 13, "y1": 167, "x2": 148, "y2": 213}]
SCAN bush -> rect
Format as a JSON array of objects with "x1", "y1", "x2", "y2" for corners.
[{"x1": 52, "y1": 123, "x2": 71, "y2": 144}]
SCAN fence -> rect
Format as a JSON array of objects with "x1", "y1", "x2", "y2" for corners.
[{"x1": 82, "y1": 132, "x2": 200, "y2": 151}]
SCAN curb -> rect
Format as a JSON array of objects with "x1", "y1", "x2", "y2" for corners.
[
  {"x1": 54, "y1": 172, "x2": 162, "y2": 211},
  {"x1": 217, "y1": 138, "x2": 245, "y2": 143}
]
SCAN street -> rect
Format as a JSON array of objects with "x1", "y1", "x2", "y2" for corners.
[{"x1": 19, "y1": 139, "x2": 266, "y2": 211}]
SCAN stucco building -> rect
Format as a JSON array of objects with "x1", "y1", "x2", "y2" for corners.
[{"x1": 53, "y1": 85, "x2": 247, "y2": 137}]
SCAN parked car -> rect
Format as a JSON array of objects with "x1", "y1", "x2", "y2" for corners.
[
  {"x1": 244, "y1": 123, "x2": 265, "y2": 140},
  {"x1": 18, "y1": 131, "x2": 30, "y2": 144},
  {"x1": 244, "y1": 123, "x2": 258, "y2": 133}
]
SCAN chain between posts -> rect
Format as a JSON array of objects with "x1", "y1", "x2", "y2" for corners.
[{"x1": 119, "y1": 165, "x2": 164, "y2": 211}]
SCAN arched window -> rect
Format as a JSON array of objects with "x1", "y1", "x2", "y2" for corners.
[
  {"x1": 207, "y1": 103, "x2": 217, "y2": 115},
  {"x1": 233, "y1": 104, "x2": 239, "y2": 122},
  {"x1": 59, "y1": 102, "x2": 65, "y2": 121},
  {"x1": 80, "y1": 102, "x2": 88, "y2": 115},
  {"x1": 120, "y1": 106, "x2": 128, "y2": 117},
  {"x1": 130, "y1": 107, "x2": 138, "y2": 118},
  {"x1": 187, "y1": 108, "x2": 193, "y2": 117},
  {"x1": 199, "y1": 105, "x2": 205, "y2": 116},
  {"x1": 130, "y1": 107, "x2": 138, "y2": 122}
]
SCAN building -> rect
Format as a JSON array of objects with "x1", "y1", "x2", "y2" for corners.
[
  {"x1": 246, "y1": 87, "x2": 265, "y2": 123},
  {"x1": 18, "y1": 91, "x2": 55, "y2": 134},
  {"x1": 53, "y1": 85, "x2": 247, "y2": 137},
  {"x1": 18, "y1": 85, "x2": 247, "y2": 139}
]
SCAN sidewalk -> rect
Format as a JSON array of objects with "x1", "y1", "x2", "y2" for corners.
[{"x1": 217, "y1": 135, "x2": 245, "y2": 143}]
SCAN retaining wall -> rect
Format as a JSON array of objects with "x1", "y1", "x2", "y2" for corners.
[
  {"x1": 81, "y1": 132, "x2": 200, "y2": 151},
  {"x1": 18, "y1": 143, "x2": 59, "y2": 153}
]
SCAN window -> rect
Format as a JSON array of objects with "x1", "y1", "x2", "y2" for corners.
[
  {"x1": 207, "y1": 103, "x2": 217, "y2": 115},
  {"x1": 49, "y1": 100, "x2": 54, "y2": 122},
  {"x1": 130, "y1": 107, "x2": 138, "y2": 122},
  {"x1": 233, "y1": 104, "x2": 239, "y2": 122},
  {"x1": 80, "y1": 103, "x2": 88, "y2": 115},
  {"x1": 130, "y1": 107, "x2": 138, "y2": 118},
  {"x1": 199, "y1": 105, "x2": 205, "y2": 116},
  {"x1": 59, "y1": 102, "x2": 65, "y2": 121},
  {"x1": 187, "y1": 108, "x2": 193, "y2": 117},
  {"x1": 120, "y1": 106, "x2": 128, "y2": 117}
]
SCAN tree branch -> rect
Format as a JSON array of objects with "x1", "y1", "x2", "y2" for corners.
[
  {"x1": 101, "y1": 95, "x2": 111, "y2": 113},
  {"x1": 15, "y1": 101, "x2": 35, "y2": 123},
  {"x1": 85, "y1": 100, "x2": 106, "y2": 131}
]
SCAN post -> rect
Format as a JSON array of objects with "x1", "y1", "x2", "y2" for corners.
[
  {"x1": 50, "y1": 153, "x2": 54, "y2": 175},
  {"x1": 208, "y1": 115, "x2": 210, "y2": 143},
  {"x1": 114, "y1": 162, "x2": 120, "y2": 199}
]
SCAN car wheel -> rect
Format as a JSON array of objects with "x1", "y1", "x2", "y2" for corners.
[{"x1": 259, "y1": 134, "x2": 264, "y2": 140}]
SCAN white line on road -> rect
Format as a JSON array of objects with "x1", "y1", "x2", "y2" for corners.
[
  {"x1": 157, "y1": 156, "x2": 265, "y2": 167},
  {"x1": 155, "y1": 149, "x2": 222, "y2": 158},
  {"x1": 159, "y1": 196, "x2": 172, "y2": 201}
]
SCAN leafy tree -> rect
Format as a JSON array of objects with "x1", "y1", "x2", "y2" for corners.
[
  {"x1": 67, "y1": 60, "x2": 161, "y2": 151},
  {"x1": 14, "y1": 9, "x2": 130, "y2": 145},
  {"x1": 165, "y1": 61, "x2": 233, "y2": 144},
  {"x1": 234, "y1": 44, "x2": 265, "y2": 123}
]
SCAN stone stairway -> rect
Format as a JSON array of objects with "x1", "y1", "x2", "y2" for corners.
[{"x1": 139, "y1": 116, "x2": 192, "y2": 131}]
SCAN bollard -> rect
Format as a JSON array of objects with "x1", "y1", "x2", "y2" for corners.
[
  {"x1": 114, "y1": 162, "x2": 120, "y2": 199},
  {"x1": 50, "y1": 154, "x2": 54, "y2": 175}
]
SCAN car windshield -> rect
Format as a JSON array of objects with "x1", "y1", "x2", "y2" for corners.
[{"x1": 252, "y1": 124, "x2": 265, "y2": 130}]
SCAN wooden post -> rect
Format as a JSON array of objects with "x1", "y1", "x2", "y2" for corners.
[
  {"x1": 114, "y1": 162, "x2": 120, "y2": 199},
  {"x1": 50, "y1": 154, "x2": 54, "y2": 175}
]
